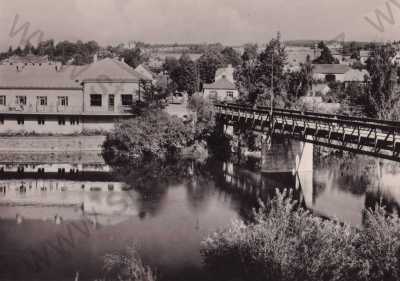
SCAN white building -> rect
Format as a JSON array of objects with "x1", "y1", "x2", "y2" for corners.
[
  {"x1": 0, "y1": 58, "x2": 149, "y2": 134},
  {"x1": 312, "y1": 64, "x2": 350, "y2": 82},
  {"x1": 203, "y1": 77, "x2": 239, "y2": 101}
]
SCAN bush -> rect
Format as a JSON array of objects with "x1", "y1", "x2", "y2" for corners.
[
  {"x1": 102, "y1": 111, "x2": 193, "y2": 167},
  {"x1": 201, "y1": 190, "x2": 400, "y2": 281},
  {"x1": 187, "y1": 93, "x2": 216, "y2": 141},
  {"x1": 103, "y1": 245, "x2": 156, "y2": 281}
]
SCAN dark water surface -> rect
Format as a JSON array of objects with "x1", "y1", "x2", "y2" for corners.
[{"x1": 0, "y1": 151, "x2": 399, "y2": 281}]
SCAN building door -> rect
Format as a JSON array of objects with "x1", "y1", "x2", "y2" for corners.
[{"x1": 108, "y1": 94, "x2": 115, "y2": 111}]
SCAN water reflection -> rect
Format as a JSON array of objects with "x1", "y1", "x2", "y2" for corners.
[{"x1": 1, "y1": 152, "x2": 400, "y2": 280}]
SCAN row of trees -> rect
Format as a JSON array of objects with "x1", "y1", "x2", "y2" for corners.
[
  {"x1": 1, "y1": 40, "x2": 101, "y2": 65},
  {"x1": 0, "y1": 39, "x2": 147, "y2": 68}
]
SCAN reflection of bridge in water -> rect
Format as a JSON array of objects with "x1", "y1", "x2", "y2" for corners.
[{"x1": 218, "y1": 158, "x2": 400, "y2": 226}]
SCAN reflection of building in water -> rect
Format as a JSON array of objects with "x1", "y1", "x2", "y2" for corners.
[
  {"x1": 0, "y1": 162, "x2": 110, "y2": 174},
  {"x1": 0, "y1": 163, "x2": 139, "y2": 225}
]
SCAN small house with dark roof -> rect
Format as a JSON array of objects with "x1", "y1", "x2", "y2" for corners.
[
  {"x1": 0, "y1": 58, "x2": 149, "y2": 134},
  {"x1": 202, "y1": 76, "x2": 238, "y2": 101},
  {"x1": 312, "y1": 64, "x2": 350, "y2": 82}
]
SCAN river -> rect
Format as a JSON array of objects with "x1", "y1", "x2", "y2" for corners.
[{"x1": 0, "y1": 149, "x2": 399, "y2": 281}]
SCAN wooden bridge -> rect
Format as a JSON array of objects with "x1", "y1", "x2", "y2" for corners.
[{"x1": 214, "y1": 103, "x2": 400, "y2": 162}]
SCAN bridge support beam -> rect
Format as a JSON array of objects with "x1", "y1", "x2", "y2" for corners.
[{"x1": 261, "y1": 135, "x2": 313, "y2": 174}]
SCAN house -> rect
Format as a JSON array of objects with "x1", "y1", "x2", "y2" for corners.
[
  {"x1": 360, "y1": 50, "x2": 370, "y2": 64},
  {"x1": 343, "y1": 69, "x2": 369, "y2": 85},
  {"x1": 312, "y1": 64, "x2": 350, "y2": 82},
  {"x1": 134, "y1": 64, "x2": 156, "y2": 82},
  {"x1": 0, "y1": 58, "x2": 149, "y2": 134},
  {"x1": 203, "y1": 77, "x2": 239, "y2": 101},
  {"x1": 391, "y1": 52, "x2": 400, "y2": 65}
]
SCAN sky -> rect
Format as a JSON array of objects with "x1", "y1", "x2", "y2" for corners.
[{"x1": 1, "y1": 0, "x2": 400, "y2": 51}]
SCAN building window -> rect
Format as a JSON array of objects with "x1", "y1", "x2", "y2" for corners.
[
  {"x1": 58, "y1": 96, "x2": 69, "y2": 106},
  {"x1": 70, "y1": 117, "x2": 79, "y2": 125},
  {"x1": 58, "y1": 117, "x2": 65, "y2": 125},
  {"x1": 17, "y1": 117, "x2": 24, "y2": 125},
  {"x1": 0, "y1": 117, "x2": 4, "y2": 125},
  {"x1": 0, "y1": 96, "x2": 6, "y2": 106},
  {"x1": 38, "y1": 118, "x2": 45, "y2": 125},
  {"x1": 226, "y1": 91, "x2": 234, "y2": 98},
  {"x1": 121, "y1": 94, "x2": 133, "y2": 106},
  {"x1": 38, "y1": 96, "x2": 47, "y2": 106},
  {"x1": 16, "y1": 96, "x2": 27, "y2": 105},
  {"x1": 90, "y1": 94, "x2": 102, "y2": 106}
]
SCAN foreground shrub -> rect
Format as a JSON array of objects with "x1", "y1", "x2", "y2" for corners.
[
  {"x1": 102, "y1": 111, "x2": 193, "y2": 167},
  {"x1": 103, "y1": 245, "x2": 156, "y2": 281},
  {"x1": 201, "y1": 190, "x2": 400, "y2": 281}
]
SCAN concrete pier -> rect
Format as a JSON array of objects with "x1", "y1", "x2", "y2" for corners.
[{"x1": 261, "y1": 136, "x2": 313, "y2": 173}]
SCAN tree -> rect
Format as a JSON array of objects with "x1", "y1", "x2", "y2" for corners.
[
  {"x1": 221, "y1": 47, "x2": 242, "y2": 67},
  {"x1": 120, "y1": 47, "x2": 145, "y2": 68},
  {"x1": 164, "y1": 54, "x2": 197, "y2": 95},
  {"x1": 37, "y1": 39, "x2": 55, "y2": 57},
  {"x1": 197, "y1": 49, "x2": 225, "y2": 84},
  {"x1": 365, "y1": 45, "x2": 400, "y2": 119},
  {"x1": 241, "y1": 43, "x2": 258, "y2": 62},
  {"x1": 14, "y1": 46, "x2": 22, "y2": 56},
  {"x1": 187, "y1": 93, "x2": 216, "y2": 140},
  {"x1": 102, "y1": 111, "x2": 193, "y2": 167},
  {"x1": 234, "y1": 43, "x2": 259, "y2": 103},
  {"x1": 178, "y1": 54, "x2": 197, "y2": 95},
  {"x1": 285, "y1": 56, "x2": 313, "y2": 101},
  {"x1": 253, "y1": 32, "x2": 287, "y2": 106},
  {"x1": 313, "y1": 41, "x2": 338, "y2": 64},
  {"x1": 22, "y1": 42, "x2": 33, "y2": 56}
]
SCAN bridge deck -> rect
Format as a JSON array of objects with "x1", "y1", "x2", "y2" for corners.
[{"x1": 214, "y1": 103, "x2": 400, "y2": 162}]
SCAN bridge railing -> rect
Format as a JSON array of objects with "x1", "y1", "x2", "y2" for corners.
[{"x1": 214, "y1": 102, "x2": 400, "y2": 133}]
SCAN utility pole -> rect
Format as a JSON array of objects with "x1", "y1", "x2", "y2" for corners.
[
  {"x1": 267, "y1": 42, "x2": 275, "y2": 152},
  {"x1": 270, "y1": 44, "x2": 274, "y2": 120}
]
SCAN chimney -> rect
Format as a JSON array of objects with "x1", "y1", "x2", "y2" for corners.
[{"x1": 93, "y1": 53, "x2": 98, "y2": 63}]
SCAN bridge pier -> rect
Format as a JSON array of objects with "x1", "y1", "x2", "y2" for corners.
[{"x1": 261, "y1": 135, "x2": 313, "y2": 174}]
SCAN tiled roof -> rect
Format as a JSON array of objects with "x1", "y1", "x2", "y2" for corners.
[
  {"x1": 203, "y1": 77, "x2": 236, "y2": 90},
  {"x1": 0, "y1": 64, "x2": 83, "y2": 89},
  {"x1": 79, "y1": 58, "x2": 148, "y2": 82},
  {"x1": 134, "y1": 64, "x2": 155, "y2": 80},
  {"x1": 0, "y1": 58, "x2": 148, "y2": 89},
  {"x1": 313, "y1": 64, "x2": 350, "y2": 74}
]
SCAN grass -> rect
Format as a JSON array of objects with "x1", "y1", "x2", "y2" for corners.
[{"x1": 201, "y1": 189, "x2": 400, "y2": 281}]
